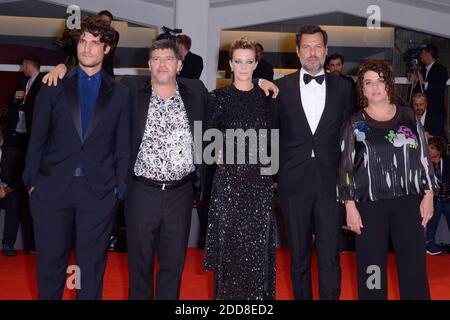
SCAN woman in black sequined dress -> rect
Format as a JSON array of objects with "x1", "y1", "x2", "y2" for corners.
[{"x1": 203, "y1": 38, "x2": 276, "y2": 300}]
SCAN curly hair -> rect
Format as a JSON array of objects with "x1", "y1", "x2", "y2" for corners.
[
  {"x1": 229, "y1": 37, "x2": 260, "y2": 62},
  {"x1": 72, "y1": 16, "x2": 117, "y2": 49},
  {"x1": 356, "y1": 60, "x2": 396, "y2": 109}
]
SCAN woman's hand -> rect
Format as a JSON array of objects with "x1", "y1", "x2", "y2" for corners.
[
  {"x1": 420, "y1": 191, "x2": 434, "y2": 227},
  {"x1": 42, "y1": 64, "x2": 67, "y2": 86},
  {"x1": 345, "y1": 200, "x2": 363, "y2": 235}
]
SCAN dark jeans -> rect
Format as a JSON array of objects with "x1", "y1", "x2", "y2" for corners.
[{"x1": 426, "y1": 198, "x2": 450, "y2": 243}]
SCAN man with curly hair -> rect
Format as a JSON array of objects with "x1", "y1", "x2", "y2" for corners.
[{"x1": 23, "y1": 16, "x2": 131, "y2": 300}]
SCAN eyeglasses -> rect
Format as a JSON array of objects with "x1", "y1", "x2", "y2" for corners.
[{"x1": 150, "y1": 56, "x2": 177, "y2": 63}]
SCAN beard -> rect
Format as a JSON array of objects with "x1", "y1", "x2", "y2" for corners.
[
  {"x1": 414, "y1": 109, "x2": 425, "y2": 116},
  {"x1": 300, "y1": 55, "x2": 325, "y2": 74}
]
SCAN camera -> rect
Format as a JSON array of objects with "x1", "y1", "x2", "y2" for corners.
[
  {"x1": 403, "y1": 45, "x2": 424, "y2": 75},
  {"x1": 157, "y1": 26, "x2": 183, "y2": 42}
]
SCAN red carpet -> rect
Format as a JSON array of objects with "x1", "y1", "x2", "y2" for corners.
[{"x1": 1, "y1": 249, "x2": 449, "y2": 300}]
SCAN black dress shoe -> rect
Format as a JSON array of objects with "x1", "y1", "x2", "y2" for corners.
[
  {"x1": 439, "y1": 243, "x2": 450, "y2": 254},
  {"x1": 2, "y1": 244, "x2": 17, "y2": 257}
]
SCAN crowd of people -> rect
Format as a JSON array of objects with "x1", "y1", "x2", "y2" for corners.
[{"x1": 1, "y1": 10, "x2": 449, "y2": 301}]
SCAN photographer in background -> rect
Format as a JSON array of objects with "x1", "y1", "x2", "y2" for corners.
[{"x1": 414, "y1": 44, "x2": 449, "y2": 123}]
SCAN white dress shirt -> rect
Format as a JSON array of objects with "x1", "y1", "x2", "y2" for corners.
[
  {"x1": 15, "y1": 74, "x2": 38, "y2": 134},
  {"x1": 418, "y1": 109, "x2": 427, "y2": 127},
  {"x1": 424, "y1": 61, "x2": 435, "y2": 90},
  {"x1": 299, "y1": 68, "x2": 326, "y2": 157}
]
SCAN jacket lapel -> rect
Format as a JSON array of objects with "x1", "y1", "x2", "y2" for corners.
[
  {"x1": 138, "y1": 80, "x2": 151, "y2": 141},
  {"x1": 291, "y1": 71, "x2": 313, "y2": 136},
  {"x1": 315, "y1": 73, "x2": 336, "y2": 135},
  {"x1": 84, "y1": 70, "x2": 115, "y2": 141},
  {"x1": 63, "y1": 68, "x2": 83, "y2": 142},
  {"x1": 178, "y1": 81, "x2": 196, "y2": 134}
]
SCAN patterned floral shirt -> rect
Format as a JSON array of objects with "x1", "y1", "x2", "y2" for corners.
[
  {"x1": 338, "y1": 105, "x2": 439, "y2": 202},
  {"x1": 133, "y1": 87, "x2": 195, "y2": 181}
]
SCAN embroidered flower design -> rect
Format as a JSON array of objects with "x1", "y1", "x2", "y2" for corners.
[
  {"x1": 398, "y1": 126, "x2": 417, "y2": 140},
  {"x1": 353, "y1": 121, "x2": 369, "y2": 142},
  {"x1": 385, "y1": 126, "x2": 418, "y2": 148}
]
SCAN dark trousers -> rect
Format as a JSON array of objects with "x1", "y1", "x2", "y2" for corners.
[
  {"x1": 195, "y1": 191, "x2": 209, "y2": 248},
  {"x1": 426, "y1": 198, "x2": 450, "y2": 243},
  {"x1": 1, "y1": 191, "x2": 21, "y2": 246},
  {"x1": 30, "y1": 177, "x2": 117, "y2": 300},
  {"x1": 1, "y1": 188, "x2": 35, "y2": 251},
  {"x1": 355, "y1": 195, "x2": 430, "y2": 300},
  {"x1": 280, "y1": 162, "x2": 342, "y2": 300},
  {"x1": 125, "y1": 178, "x2": 194, "y2": 300}
]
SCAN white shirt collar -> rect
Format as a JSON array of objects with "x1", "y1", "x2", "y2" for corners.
[{"x1": 418, "y1": 109, "x2": 427, "y2": 126}]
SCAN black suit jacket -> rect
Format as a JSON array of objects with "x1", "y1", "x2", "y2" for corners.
[
  {"x1": 416, "y1": 62, "x2": 449, "y2": 117},
  {"x1": 122, "y1": 76, "x2": 208, "y2": 194},
  {"x1": 253, "y1": 58, "x2": 274, "y2": 81},
  {"x1": 3, "y1": 73, "x2": 44, "y2": 139},
  {"x1": 273, "y1": 71, "x2": 355, "y2": 197},
  {"x1": 23, "y1": 68, "x2": 131, "y2": 202},
  {"x1": 440, "y1": 156, "x2": 450, "y2": 185},
  {"x1": 0, "y1": 145, "x2": 25, "y2": 192},
  {"x1": 423, "y1": 111, "x2": 446, "y2": 138},
  {"x1": 179, "y1": 51, "x2": 204, "y2": 79}
]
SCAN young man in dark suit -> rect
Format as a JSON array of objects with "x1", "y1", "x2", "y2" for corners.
[
  {"x1": 273, "y1": 25, "x2": 355, "y2": 300},
  {"x1": 4, "y1": 55, "x2": 44, "y2": 150},
  {"x1": 23, "y1": 17, "x2": 131, "y2": 300},
  {"x1": 0, "y1": 129, "x2": 26, "y2": 256},
  {"x1": 325, "y1": 53, "x2": 356, "y2": 92},
  {"x1": 176, "y1": 34, "x2": 204, "y2": 79},
  {"x1": 1, "y1": 54, "x2": 43, "y2": 253},
  {"x1": 252, "y1": 43, "x2": 274, "y2": 81}
]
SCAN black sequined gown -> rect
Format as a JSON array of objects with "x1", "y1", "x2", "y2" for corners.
[{"x1": 203, "y1": 84, "x2": 276, "y2": 300}]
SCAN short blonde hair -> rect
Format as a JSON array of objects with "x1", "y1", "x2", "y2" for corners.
[{"x1": 229, "y1": 37, "x2": 260, "y2": 62}]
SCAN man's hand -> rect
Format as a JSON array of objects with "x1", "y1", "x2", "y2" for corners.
[
  {"x1": 42, "y1": 64, "x2": 67, "y2": 86},
  {"x1": 28, "y1": 187, "x2": 34, "y2": 197},
  {"x1": 417, "y1": 72, "x2": 424, "y2": 83},
  {"x1": 259, "y1": 79, "x2": 279, "y2": 98},
  {"x1": 15, "y1": 90, "x2": 25, "y2": 100}
]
